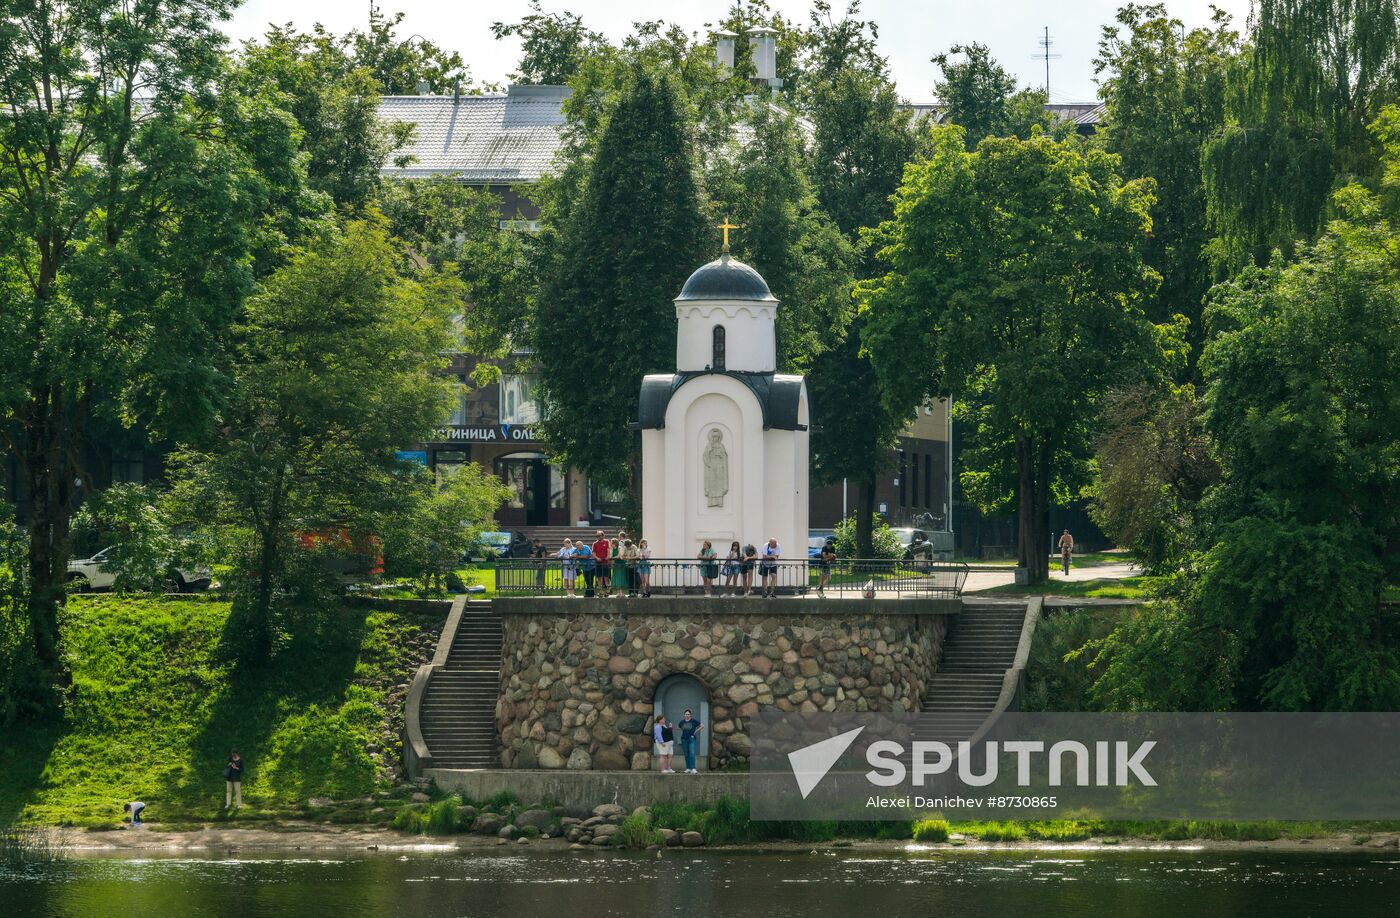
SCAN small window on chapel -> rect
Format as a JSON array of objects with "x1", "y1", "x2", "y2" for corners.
[{"x1": 712, "y1": 325, "x2": 726, "y2": 370}]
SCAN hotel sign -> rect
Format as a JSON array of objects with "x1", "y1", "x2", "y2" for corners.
[{"x1": 433, "y1": 425, "x2": 541, "y2": 444}]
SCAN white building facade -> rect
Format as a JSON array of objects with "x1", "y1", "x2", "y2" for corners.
[{"x1": 637, "y1": 253, "x2": 809, "y2": 559}]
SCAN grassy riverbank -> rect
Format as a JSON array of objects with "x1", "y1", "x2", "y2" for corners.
[{"x1": 0, "y1": 595, "x2": 440, "y2": 828}]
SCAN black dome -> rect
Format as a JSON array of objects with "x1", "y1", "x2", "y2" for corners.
[{"x1": 676, "y1": 254, "x2": 776, "y2": 302}]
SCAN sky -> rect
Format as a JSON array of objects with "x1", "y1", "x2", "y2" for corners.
[{"x1": 224, "y1": 1, "x2": 1255, "y2": 104}]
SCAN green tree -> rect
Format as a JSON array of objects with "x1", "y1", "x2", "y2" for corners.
[
  {"x1": 798, "y1": 4, "x2": 921, "y2": 554},
  {"x1": 1096, "y1": 3, "x2": 1238, "y2": 352},
  {"x1": 381, "y1": 465, "x2": 511, "y2": 593},
  {"x1": 376, "y1": 178, "x2": 531, "y2": 363},
  {"x1": 706, "y1": 103, "x2": 856, "y2": 371},
  {"x1": 491, "y1": 1, "x2": 608, "y2": 85},
  {"x1": 169, "y1": 220, "x2": 457, "y2": 662},
  {"x1": 70, "y1": 484, "x2": 178, "y2": 594},
  {"x1": 231, "y1": 24, "x2": 411, "y2": 210},
  {"x1": 861, "y1": 128, "x2": 1160, "y2": 582},
  {"x1": 931, "y1": 42, "x2": 1058, "y2": 149},
  {"x1": 532, "y1": 66, "x2": 709, "y2": 492},
  {"x1": 0, "y1": 0, "x2": 301, "y2": 680},
  {"x1": 1202, "y1": 0, "x2": 1400, "y2": 269},
  {"x1": 351, "y1": 8, "x2": 471, "y2": 94},
  {"x1": 1088, "y1": 106, "x2": 1400, "y2": 711}
]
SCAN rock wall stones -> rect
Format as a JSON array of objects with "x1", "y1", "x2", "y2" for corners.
[{"x1": 495, "y1": 597, "x2": 953, "y2": 770}]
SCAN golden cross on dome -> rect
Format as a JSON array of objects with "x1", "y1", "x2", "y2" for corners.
[{"x1": 717, "y1": 217, "x2": 739, "y2": 252}]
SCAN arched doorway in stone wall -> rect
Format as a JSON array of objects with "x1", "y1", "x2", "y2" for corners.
[{"x1": 653, "y1": 673, "x2": 710, "y2": 770}]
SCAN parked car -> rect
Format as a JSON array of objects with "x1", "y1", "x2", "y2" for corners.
[
  {"x1": 808, "y1": 530, "x2": 834, "y2": 560},
  {"x1": 469, "y1": 530, "x2": 530, "y2": 561},
  {"x1": 66, "y1": 547, "x2": 212, "y2": 592},
  {"x1": 889, "y1": 528, "x2": 935, "y2": 561}
]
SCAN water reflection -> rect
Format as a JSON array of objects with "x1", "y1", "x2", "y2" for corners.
[{"x1": 4, "y1": 848, "x2": 1398, "y2": 917}]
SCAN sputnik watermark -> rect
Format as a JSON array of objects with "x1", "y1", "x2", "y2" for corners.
[
  {"x1": 749, "y1": 712, "x2": 1400, "y2": 820},
  {"x1": 790, "y1": 735, "x2": 1156, "y2": 799}
]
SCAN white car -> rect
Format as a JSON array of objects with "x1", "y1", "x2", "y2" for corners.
[{"x1": 67, "y1": 547, "x2": 211, "y2": 592}]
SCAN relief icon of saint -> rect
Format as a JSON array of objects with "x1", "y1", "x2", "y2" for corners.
[{"x1": 703, "y1": 429, "x2": 729, "y2": 508}]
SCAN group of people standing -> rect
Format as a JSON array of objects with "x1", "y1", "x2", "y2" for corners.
[
  {"x1": 552, "y1": 530, "x2": 652, "y2": 598},
  {"x1": 652, "y1": 710, "x2": 705, "y2": 774},
  {"x1": 695, "y1": 538, "x2": 785, "y2": 597}
]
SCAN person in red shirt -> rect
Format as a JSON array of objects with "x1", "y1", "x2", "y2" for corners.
[{"x1": 591, "y1": 531, "x2": 612, "y2": 597}]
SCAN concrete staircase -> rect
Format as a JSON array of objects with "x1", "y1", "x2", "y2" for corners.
[
  {"x1": 412, "y1": 600, "x2": 503, "y2": 770},
  {"x1": 917, "y1": 599, "x2": 1038, "y2": 745}
]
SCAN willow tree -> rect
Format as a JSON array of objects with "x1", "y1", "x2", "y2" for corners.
[
  {"x1": 861, "y1": 128, "x2": 1160, "y2": 582},
  {"x1": 1203, "y1": 0, "x2": 1400, "y2": 269},
  {"x1": 1096, "y1": 3, "x2": 1238, "y2": 354}
]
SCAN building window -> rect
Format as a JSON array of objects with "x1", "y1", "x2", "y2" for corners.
[
  {"x1": 910, "y1": 451, "x2": 920, "y2": 510},
  {"x1": 111, "y1": 453, "x2": 145, "y2": 485},
  {"x1": 712, "y1": 325, "x2": 726, "y2": 370},
  {"x1": 433, "y1": 450, "x2": 468, "y2": 486},
  {"x1": 500, "y1": 374, "x2": 541, "y2": 425}
]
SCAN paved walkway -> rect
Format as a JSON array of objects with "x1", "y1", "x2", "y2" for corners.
[{"x1": 962, "y1": 559, "x2": 1140, "y2": 594}]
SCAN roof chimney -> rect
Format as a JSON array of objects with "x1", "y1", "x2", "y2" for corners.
[
  {"x1": 748, "y1": 27, "x2": 777, "y2": 82},
  {"x1": 714, "y1": 30, "x2": 737, "y2": 72}
]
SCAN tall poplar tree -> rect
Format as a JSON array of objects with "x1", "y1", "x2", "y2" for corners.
[{"x1": 533, "y1": 66, "x2": 709, "y2": 492}]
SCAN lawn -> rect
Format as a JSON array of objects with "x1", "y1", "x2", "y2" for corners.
[
  {"x1": 979, "y1": 574, "x2": 1158, "y2": 600},
  {"x1": 0, "y1": 595, "x2": 441, "y2": 828}
]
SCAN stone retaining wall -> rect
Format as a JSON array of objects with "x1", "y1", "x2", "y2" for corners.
[{"x1": 494, "y1": 596, "x2": 956, "y2": 770}]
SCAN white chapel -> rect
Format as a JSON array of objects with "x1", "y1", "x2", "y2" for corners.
[{"x1": 637, "y1": 233, "x2": 810, "y2": 559}]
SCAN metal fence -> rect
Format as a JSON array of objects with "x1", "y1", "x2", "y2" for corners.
[{"x1": 494, "y1": 558, "x2": 969, "y2": 598}]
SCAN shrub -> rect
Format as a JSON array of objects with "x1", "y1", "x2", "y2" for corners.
[
  {"x1": 425, "y1": 797, "x2": 462, "y2": 836},
  {"x1": 961, "y1": 821, "x2": 1025, "y2": 841},
  {"x1": 912, "y1": 819, "x2": 950, "y2": 842},
  {"x1": 613, "y1": 812, "x2": 664, "y2": 849},
  {"x1": 832, "y1": 515, "x2": 904, "y2": 560}
]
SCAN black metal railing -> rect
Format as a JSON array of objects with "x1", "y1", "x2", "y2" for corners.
[{"x1": 494, "y1": 558, "x2": 969, "y2": 598}]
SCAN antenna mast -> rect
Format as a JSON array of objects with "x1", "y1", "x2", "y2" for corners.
[{"x1": 1034, "y1": 27, "x2": 1061, "y2": 97}]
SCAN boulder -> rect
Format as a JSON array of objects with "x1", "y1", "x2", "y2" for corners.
[
  {"x1": 593, "y1": 748, "x2": 630, "y2": 771},
  {"x1": 498, "y1": 825, "x2": 516, "y2": 840},
  {"x1": 582, "y1": 815, "x2": 606, "y2": 828},
  {"x1": 567, "y1": 748, "x2": 593, "y2": 770},
  {"x1": 724, "y1": 733, "x2": 754, "y2": 756},
  {"x1": 617, "y1": 714, "x2": 648, "y2": 735},
  {"x1": 516, "y1": 836, "x2": 530, "y2": 845},
  {"x1": 593, "y1": 803, "x2": 627, "y2": 820},
  {"x1": 590, "y1": 835, "x2": 611, "y2": 846},
  {"x1": 471, "y1": 813, "x2": 504, "y2": 835},
  {"x1": 593, "y1": 824, "x2": 620, "y2": 837},
  {"x1": 681, "y1": 831, "x2": 705, "y2": 847},
  {"x1": 538, "y1": 746, "x2": 567, "y2": 769},
  {"x1": 659, "y1": 828, "x2": 680, "y2": 847},
  {"x1": 515, "y1": 808, "x2": 554, "y2": 831}
]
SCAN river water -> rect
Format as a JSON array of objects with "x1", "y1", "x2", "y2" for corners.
[{"x1": 4, "y1": 847, "x2": 1398, "y2": 917}]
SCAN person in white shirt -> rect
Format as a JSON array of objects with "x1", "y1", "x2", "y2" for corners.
[{"x1": 760, "y1": 537, "x2": 781, "y2": 598}]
